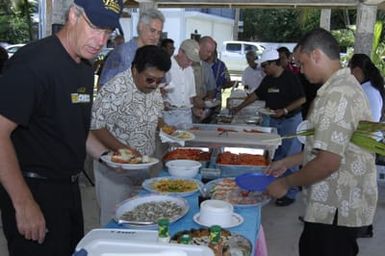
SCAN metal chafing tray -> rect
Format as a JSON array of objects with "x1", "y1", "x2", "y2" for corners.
[{"x1": 187, "y1": 124, "x2": 281, "y2": 159}]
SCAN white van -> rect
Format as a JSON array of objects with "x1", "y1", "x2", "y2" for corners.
[
  {"x1": 219, "y1": 41, "x2": 297, "y2": 75},
  {"x1": 219, "y1": 41, "x2": 265, "y2": 75}
]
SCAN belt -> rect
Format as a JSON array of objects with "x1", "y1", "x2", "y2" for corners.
[{"x1": 22, "y1": 171, "x2": 80, "y2": 184}]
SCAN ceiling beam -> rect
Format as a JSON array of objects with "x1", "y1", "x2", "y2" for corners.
[{"x1": 124, "y1": 0, "x2": 385, "y2": 10}]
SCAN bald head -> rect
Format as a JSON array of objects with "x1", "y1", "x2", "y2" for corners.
[{"x1": 199, "y1": 36, "x2": 215, "y2": 62}]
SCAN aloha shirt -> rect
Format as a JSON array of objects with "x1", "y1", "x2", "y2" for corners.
[
  {"x1": 91, "y1": 69, "x2": 163, "y2": 156},
  {"x1": 303, "y1": 68, "x2": 378, "y2": 227}
]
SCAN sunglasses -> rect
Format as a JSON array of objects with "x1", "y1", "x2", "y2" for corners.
[{"x1": 145, "y1": 77, "x2": 164, "y2": 85}]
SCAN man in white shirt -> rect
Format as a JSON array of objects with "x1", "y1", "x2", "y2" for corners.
[
  {"x1": 163, "y1": 39, "x2": 200, "y2": 128},
  {"x1": 242, "y1": 50, "x2": 264, "y2": 94}
]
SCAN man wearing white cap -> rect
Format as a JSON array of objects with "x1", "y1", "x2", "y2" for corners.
[
  {"x1": 234, "y1": 48, "x2": 305, "y2": 206},
  {"x1": 163, "y1": 39, "x2": 200, "y2": 128}
]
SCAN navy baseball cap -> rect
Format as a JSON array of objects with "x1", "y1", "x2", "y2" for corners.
[{"x1": 74, "y1": 0, "x2": 123, "y2": 30}]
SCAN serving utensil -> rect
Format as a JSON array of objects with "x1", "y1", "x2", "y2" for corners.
[{"x1": 117, "y1": 219, "x2": 155, "y2": 225}]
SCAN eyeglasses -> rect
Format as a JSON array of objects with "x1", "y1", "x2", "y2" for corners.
[
  {"x1": 145, "y1": 77, "x2": 164, "y2": 85},
  {"x1": 81, "y1": 12, "x2": 112, "y2": 37}
]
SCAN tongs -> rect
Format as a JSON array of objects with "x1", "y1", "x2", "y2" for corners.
[{"x1": 117, "y1": 219, "x2": 155, "y2": 225}]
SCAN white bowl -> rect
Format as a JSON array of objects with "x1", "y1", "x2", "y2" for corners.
[
  {"x1": 166, "y1": 160, "x2": 202, "y2": 178},
  {"x1": 199, "y1": 199, "x2": 234, "y2": 227}
]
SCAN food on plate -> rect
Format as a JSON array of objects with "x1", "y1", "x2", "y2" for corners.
[
  {"x1": 171, "y1": 228, "x2": 252, "y2": 255},
  {"x1": 217, "y1": 128, "x2": 237, "y2": 133},
  {"x1": 209, "y1": 178, "x2": 270, "y2": 205},
  {"x1": 163, "y1": 148, "x2": 211, "y2": 161},
  {"x1": 171, "y1": 228, "x2": 231, "y2": 246},
  {"x1": 173, "y1": 130, "x2": 193, "y2": 140},
  {"x1": 111, "y1": 148, "x2": 148, "y2": 164},
  {"x1": 119, "y1": 200, "x2": 184, "y2": 223},
  {"x1": 216, "y1": 152, "x2": 268, "y2": 166},
  {"x1": 152, "y1": 179, "x2": 198, "y2": 193},
  {"x1": 161, "y1": 125, "x2": 176, "y2": 135}
]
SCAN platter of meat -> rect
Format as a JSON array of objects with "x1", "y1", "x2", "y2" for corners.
[
  {"x1": 171, "y1": 228, "x2": 252, "y2": 256},
  {"x1": 115, "y1": 194, "x2": 189, "y2": 228},
  {"x1": 100, "y1": 149, "x2": 159, "y2": 170},
  {"x1": 163, "y1": 148, "x2": 211, "y2": 162},
  {"x1": 216, "y1": 152, "x2": 268, "y2": 166},
  {"x1": 204, "y1": 178, "x2": 271, "y2": 207}
]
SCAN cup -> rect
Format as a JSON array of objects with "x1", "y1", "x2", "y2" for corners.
[{"x1": 199, "y1": 200, "x2": 234, "y2": 227}]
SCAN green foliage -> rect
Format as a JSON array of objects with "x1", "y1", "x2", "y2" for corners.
[
  {"x1": 0, "y1": 0, "x2": 36, "y2": 43},
  {"x1": 331, "y1": 29, "x2": 355, "y2": 52},
  {"x1": 241, "y1": 9, "x2": 317, "y2": 42}
]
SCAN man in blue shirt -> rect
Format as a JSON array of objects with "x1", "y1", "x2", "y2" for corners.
[{"x1": 98, "y1": 8, "x2": 164, "y2": 86}]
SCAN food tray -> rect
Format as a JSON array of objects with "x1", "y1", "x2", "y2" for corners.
[
  {"x1": 215, "y1": 148, "x2": 270, "y2": 178},
  {"x1": 114, "y1": 195, "x2": 189, "y2": 228},
  {"x1": 163, "y1": 146, "x2": 211, "y2": 168},
  {"x1": 171, "y1": 228, "x2": 252, "y2": 256},
  {"x1": 142, "y1": 177, "x2": 204, "y2": 197},
  {"x1": 74, "y1": 229, "x2": 214, "y2": 256},
  {"x1": 204, "y1": 178, "x2": 271, "y2": 207}
]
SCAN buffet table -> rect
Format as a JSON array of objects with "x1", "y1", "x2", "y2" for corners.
[{"x1": 105, "y1": 175, "x2": 262, "y2": 255}]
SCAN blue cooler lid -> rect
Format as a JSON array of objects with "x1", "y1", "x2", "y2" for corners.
[{"x1": 235, "y1": 173, "x2": 276, "y2": 192}]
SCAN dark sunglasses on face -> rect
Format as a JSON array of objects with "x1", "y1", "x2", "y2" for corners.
[{"x1": 145, "y1": 77, "x2": 164, "y2": 85}]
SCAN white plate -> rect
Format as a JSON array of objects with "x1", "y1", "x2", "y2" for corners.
[
  {"x1": 296, "y1": 120, "x2": 311, "y2": 144},
  {"x1": 115, "y1": 195, "x2": 189, "y2": 228},
  {"x1": 204, "y1": 178, "x2": 271, "y2": 207},
  {"x1": 258, "y1": 108, "x2": 275, "y2": 116},
  {"x1": 193, "y1": 212, "x2": 244, "y2": 228},
  {"x1": 160, "y1": 129, "x2": 195, "y2": 141},
  {"x1": 100, "y1": 155, "x2": 159, "y2": 170},
  {"x1": 142, "y1": 177, "x2": 203, "y2": 197}
]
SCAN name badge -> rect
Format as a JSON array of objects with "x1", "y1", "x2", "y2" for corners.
[
  {"x1": 71, "y1": 93, "x2": 90, "y2": 103},
  {"x1": 268, "y1": 88, "x2": 280, "y2": 93}
]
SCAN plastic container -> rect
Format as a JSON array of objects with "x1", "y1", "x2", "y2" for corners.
[{"x1": 166, "y1": 160, "x2": 202, "y2": 178}]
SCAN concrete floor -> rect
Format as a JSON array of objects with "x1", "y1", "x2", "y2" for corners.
[{"x1": 0, "y1": 178, "x2": 384, "y2": 256}]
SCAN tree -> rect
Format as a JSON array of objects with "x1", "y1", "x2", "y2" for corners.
[{"x1": 0, "y1": 0, "x2": 37, "y2": 43}]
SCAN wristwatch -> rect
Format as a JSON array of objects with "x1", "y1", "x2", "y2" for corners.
[
  {"x1": 98, "y1": 150, "x2": 110, "y2": 163},
  {"x1": 283, "y1": 108, "x2": 289, "y2": 115}
]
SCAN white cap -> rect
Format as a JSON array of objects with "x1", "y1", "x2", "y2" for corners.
[{"x1": 259, "y1": 49, "x2": 279, "y2": 64}]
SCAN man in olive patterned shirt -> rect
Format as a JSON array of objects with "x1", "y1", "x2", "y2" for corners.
[{"x1": 266, "y1": 28, "x2": 377, "y2": 256}]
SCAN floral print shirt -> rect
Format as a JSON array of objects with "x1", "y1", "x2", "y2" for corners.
[
  {"x1": 91, "y1": 69, "x2": 163, "y2": 156},
  {"x1": 303, "y1": 68, "x2": 377, "y2": 227}
]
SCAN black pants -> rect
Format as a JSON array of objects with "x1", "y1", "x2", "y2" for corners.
[
  {"x1": 0, "y1": 178, "x2": 84, "y2": 256},
  {"x1": 299, "y1": 221, "x2": 361, "y2": 256}
]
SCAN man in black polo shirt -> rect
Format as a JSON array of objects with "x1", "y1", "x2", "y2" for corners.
[
  {"x1": 0, "y1": 1, "x2": 122, "y2": 255},
  {"x1": 234, "y1": 49, "x2": 305, "y2": 206}
]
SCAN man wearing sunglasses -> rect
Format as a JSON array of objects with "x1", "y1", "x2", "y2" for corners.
[
  {"x1": 90, "y1": 45, "x2": 171, "y2": 225},
  {"x1": 162, "y1": 39, "x2": 200, "y2": 128},
  {"x1": 0, "y1": 0, "x2": 122, "y2": 255},
  {"x1": 99, "y1": 8, "x2": 165, "y2": 86},
  {"x1": 233, "y1": 49, "x2": 305, "y2": 206}
]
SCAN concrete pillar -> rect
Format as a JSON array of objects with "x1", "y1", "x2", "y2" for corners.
[
  {"x1": 233, "y1": 8, "x2": 240, "y2": 40},
  {"x1": 354, "y1": 3, "x2": 377, "y2": 55},
  {"x1": 42, "y1": 0, "x2": 72, "y2": 38},
  {"x1": 320, "y1": 9, "x2": 331, "y2": 31}
]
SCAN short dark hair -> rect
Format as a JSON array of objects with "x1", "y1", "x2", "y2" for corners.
[
  {"x1": 277, "y1": 47, "x2": 291, "y2": 58},
  {"x1": 160, "y1": 38, "x2": 174, "y2": 48},
  {"x1": 297, "y1": 28, "x2": 340, "y2": 60},
  {"x1": 132, "y1": 45, "x2": 171, "y2": 73}
]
